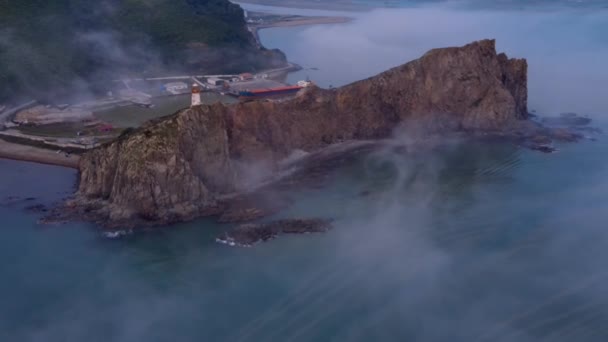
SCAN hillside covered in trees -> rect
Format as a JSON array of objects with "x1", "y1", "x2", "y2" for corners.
[{"x1": 0, "y1": 0, "x2": 286, "y2": 103}]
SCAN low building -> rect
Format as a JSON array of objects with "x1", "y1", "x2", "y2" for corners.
[
  {"x1": 98, "y1": 123, "x2": 114, "y2": 133},
  {"x1": 207, "y1": 77, "x2": 225, "y2": 86},
  {"x1": 239, "y1": 73, "x2": 254, "y2": 81},
  {"x1": 164, "y1": 82, "x2": 188, "y2": 95}
]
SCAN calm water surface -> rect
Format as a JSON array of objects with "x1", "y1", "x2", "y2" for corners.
[
  {"x1": 2, "y1": 4, "x2": 608, "y2": 342},
  {"x1": 2, "y1": 136, "x2": 608, "y2": 341}
]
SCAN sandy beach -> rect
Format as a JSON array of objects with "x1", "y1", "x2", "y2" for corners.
[
  {"x1": 249, "y1": 16, "x2": 352, "y2": 46},
  {"x1": 255, "y1": 16, "x2": 352, "y2": 29},
  {"x1": 0, "y1": 139, "x2": 80, "y2": 169},
  {"x1": 237, "y1": 0, "x2": 368, "y2": 12}
]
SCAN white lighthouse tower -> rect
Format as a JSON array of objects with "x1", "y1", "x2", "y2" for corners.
[{"x1": 191, "y1": 83, "x2": 202, "y2": 107}]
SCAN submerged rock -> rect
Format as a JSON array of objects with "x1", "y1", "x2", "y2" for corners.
[
  {"x1": 25, "y1": 204, "x2": 48, "y2": 213},
  {"x1": 1, "y1": 196, "x2": 37, "y2": 206},
  {"x1": 529, "y1": 134, "x2": 552, "y2": 145},
  {"x1": 550, "y1": 128, "x2": 583, "y2": 142},
  {"x1": 1, "y1": 196, "x2": 51, "y2": 215},
  {"x1": 525, "y1": 144, "x2": 557, "y2": 154},
  {"x1": 541, "y1": 113, "x2": 592, "y2": 127},
  {"x1": 216, "y1": 219, "x2": 332, "y2": 247},
  {"x1": 216, "y1": 191, "x2": 293, "y2": 223}
]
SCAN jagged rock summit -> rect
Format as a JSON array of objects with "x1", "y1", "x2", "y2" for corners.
[{"x1": 73, "y1": 39, "x2": 529, "y2": 227}]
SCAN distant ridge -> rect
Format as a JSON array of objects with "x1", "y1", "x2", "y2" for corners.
[{"x1": 0, "y1": 0, "x2": 286, "y2": 103}]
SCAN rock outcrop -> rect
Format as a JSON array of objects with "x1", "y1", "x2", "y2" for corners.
[
  {"x1": 77, "y1": 104, "x2": 235, "y2": 224},
  {"x1": 228, "y1": 39, "x2": 527, "y2": 161},
  {"x1": 70, "y1": 39, "x2": 531, "y2": 227},
  {"x1": 216, "y1": 219, "x2": 332, "y2": 247}
]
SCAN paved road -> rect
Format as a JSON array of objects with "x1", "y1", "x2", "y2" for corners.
[
  {"x1": 0, "y1": 100, "x2": 37, "y2": 127},
  {"x1": 0, "y1": 139, "x2": 80, "y2": 169},
  {"x1": 112, "y1": 63, "x2": 299, "y2": 83}
]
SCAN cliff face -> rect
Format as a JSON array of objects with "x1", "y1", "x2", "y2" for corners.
[
  {"x1": 76, "y1": 39, "x2": 529, "y2": 226},
  {"x1": 228, "y1": 39, "x2": 527, "y2": 161},
  {"x1": 78, "y1": 104, "x2": 234, "y2": 222}
]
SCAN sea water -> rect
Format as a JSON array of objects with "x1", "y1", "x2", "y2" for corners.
[{"x1": 1, "y1": 3, "x2": 608, "y2": 342}]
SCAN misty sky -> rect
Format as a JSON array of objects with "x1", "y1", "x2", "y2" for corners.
[{"x1": 255, "y1": 3, "x2": 608, "y2": 116}]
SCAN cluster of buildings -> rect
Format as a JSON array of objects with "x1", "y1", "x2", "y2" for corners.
[
  {"x1": 206, "y1": 73, "x2": 255, "y2": 87},
  {"x1": 162, "y1": 73, "x2": 259, "y2": 96}
]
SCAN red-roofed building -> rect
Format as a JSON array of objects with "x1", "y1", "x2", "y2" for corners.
[
  {"x1": 98, "y1": 123, "x2": 114, "y2": 132},
  {"x1": 239, "y1": 73, "x2": 254, "y2": 81}
]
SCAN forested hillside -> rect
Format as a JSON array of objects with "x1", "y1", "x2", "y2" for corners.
[{"x1": 0, "y1": 0, "x2": 286, "y2": 103}]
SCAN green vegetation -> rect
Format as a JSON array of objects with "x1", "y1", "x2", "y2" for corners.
[{"x1": 0, "y1": 0, "x2": 286, "y2": 103}]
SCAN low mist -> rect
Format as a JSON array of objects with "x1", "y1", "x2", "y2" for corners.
[{"x1": 3, "y1": 2, "x2": 608, "y2": 342}]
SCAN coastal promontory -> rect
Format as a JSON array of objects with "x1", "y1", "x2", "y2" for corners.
[{"x1": 71, "y1": 39, "x2": 531, "y2": 227}]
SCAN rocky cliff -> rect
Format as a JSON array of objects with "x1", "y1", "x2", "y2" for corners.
[
  {"x1": 228, "y1": 39, "x2": 527, "y2": 161},
  {"x1": 72, "y1": 39, "x2": 530, "y2": 227},
  {"x1": 78, "y1": 104, "x2": 235, "y2": 224}
]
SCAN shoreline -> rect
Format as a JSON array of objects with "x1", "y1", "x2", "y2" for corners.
[
  {"x1": 251, "y1": 16, "x2": 352, "y2": 39},
  {"x1": 249, "y1": 15, "x2": 352, "y2": 52},
  {"x1": 0, "y1": 139, "x2": 80, "y2": 169},
  {"x1": 254, "y1": 16, "x2": 352, "y2": 30},
  {"x1": 237, "y1": 0, "x2": 369, "y2": 12}
]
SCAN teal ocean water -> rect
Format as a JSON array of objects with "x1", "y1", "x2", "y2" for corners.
[
  {"x1": 2, "y1": 4, "x2": 608, "y2": 341},
  {"x1": 3, "y1": 132, "x2": 608, "y2": 341}
]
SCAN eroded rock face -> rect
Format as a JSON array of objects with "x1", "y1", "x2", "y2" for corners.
[
  {"x1": 228, "y1": 39, "x2": 528, "y2": 161},
  {"x1": 78, "y1": 104, "x2": 235, "y2": 223},
  {"x1": 216, "y1": 219, "x2": 333, "y2": 247},
  {"x1": 73, "y1": 39, "x2": 530, "y2": 227}
]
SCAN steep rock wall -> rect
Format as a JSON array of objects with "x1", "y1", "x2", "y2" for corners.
[
  {"x1": 76, "y1": 39, "x2": 528, "y2": 225},
  {"x1": 78, "y1": 104, "x2": 234, "y2": 222},
  {"x1": 228, "y1": 39, "x2": 527, "y2": 161}
]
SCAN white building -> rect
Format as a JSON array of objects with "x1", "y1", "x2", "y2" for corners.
[
  {"x1": 207, "y1": 77, "x2": 225, "y2": 86},
  {"x1": 164, "y1": 82, "x2": 188, "y2": 95}
]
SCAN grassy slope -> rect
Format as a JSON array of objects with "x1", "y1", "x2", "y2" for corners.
[{"x1": 0, "y1": 0, "x2": 284, "y2": 103}]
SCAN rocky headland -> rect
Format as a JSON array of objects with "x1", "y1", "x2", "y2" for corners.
[{"x1": 44, "y1": 40, "x2": 594, "y2": 234}]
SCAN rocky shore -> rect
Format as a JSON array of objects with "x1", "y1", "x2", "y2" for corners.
[
  {"x1": 0, "y1": 139, "x2": 80, "y2": 169},
  {"x1": 216, "y1": 219, "x2": 332, "y2": 247},
  {"x1": 41, "y1": 39, "x2": 599, "y2": 232}
]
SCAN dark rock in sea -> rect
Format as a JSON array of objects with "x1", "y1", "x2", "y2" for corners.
[
  {"x1": 25, "y1": 204, "x2": 48, "y2": 213},
  {"x1": 102, "y1": 229, "x2": 134, "y2": 239},
  {"x1": 2, "y1": 196, "x2": 39, "y2": 208},
  {"x1": 541, "y1": 113, "x2": 592, "y2": 127},
  {"x1": 1, "y1": 196, "x2": 19, "y2": 206},
  {"x1": 550, "y1": 128, "x2": 583, "y2": 142},
  {"x1": 359, "y1": 190, "x2": 372, "y2": 197},
  {"x1": 218, "y1": 208, "x2": 265, "y2": 223},
  {"x1": 216, "y1": 192, "x2": 293, "y2": 223},
  {"x1": 526, "y1": 144, "x2": 557, "y2": 153},
  {"x1": 529, "y1": 134, "x2": 552, "y2": 145},
  {"x1": 574, "y1": 126, "x2": 603, "y2": 134},
  {"x1": 216, "y1": 219, "x2": 332, "y2": 247}
]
